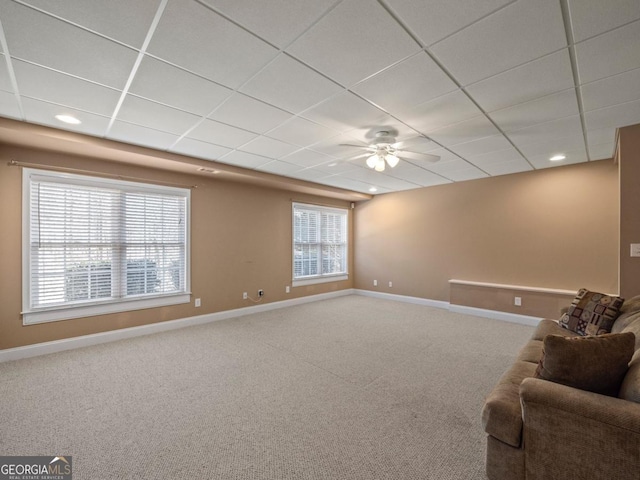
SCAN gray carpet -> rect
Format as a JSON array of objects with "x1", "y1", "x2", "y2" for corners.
[{"x1": 0, "y1": 295, "x2": 534, "y2": 479}]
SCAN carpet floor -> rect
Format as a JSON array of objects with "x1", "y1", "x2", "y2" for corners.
[{"x1": 0, "y1": 295, "x2": 534, "y2": 479}]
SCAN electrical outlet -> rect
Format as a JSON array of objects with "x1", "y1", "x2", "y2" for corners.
[
  {"x1": 373, "y1": 279, "x2": 378, "y2": 286},
  {"x1": 243, "y1": 292, "x2": 248, "y2": 300},
  {"x1": 631, "y1": 243, "x2": 640, "y2": 257},
  {"x1": 258, "y1": 289, "x2": 264, "y2": 297},
  {"x1": 195, "y1": 298, "x2": 201, "y2": 307},
  {"x1": 514, "y1": 296, "x2": 522, "y2": 307},
  {"x1": 389, "y1": 281, "x2": 393, "y2": 287},
  {"x1": 285, "y1": 286, "x2": 290, "y2": 293}
]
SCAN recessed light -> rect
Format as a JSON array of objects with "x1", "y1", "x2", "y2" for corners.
[
  {"x1": 55, "y1": 114, "x2": 81, "y2": 125},
  {"x1": 549, "y1": 154, "x2": 566, "y2": 161},
  {"x1": 368, "y1": 187, "x2": 378, "y2": 193}
]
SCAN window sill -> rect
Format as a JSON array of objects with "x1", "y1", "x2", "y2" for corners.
[
  {"x1": 22, "y1": 293, "x2": 191, "y2": 325},
  {"x1": 292, "y1": 274, "x2": 349, "y2": 287}
]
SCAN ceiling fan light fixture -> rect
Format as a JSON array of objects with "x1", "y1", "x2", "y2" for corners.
[
  {"x1": 386, "y1": 154, "x2": 399, "y2": 168},
  {"x1": 374, "y1": 157, "x2": 386, "y2": 172},
  {"x1": 366, "y1": 154, "x2": 379, "y2": 169}
]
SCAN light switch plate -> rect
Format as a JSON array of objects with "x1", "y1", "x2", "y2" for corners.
[{"x1": 631, "y1": 244, "x2": 640, "y2": 257}]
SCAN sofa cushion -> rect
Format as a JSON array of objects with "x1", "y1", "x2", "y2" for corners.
[
  {"x1": 559, "y1": 288, "x2": 624, "y2": 336},
  {"x1": 482, "y1": 360, "x2": 537, "y2": 447},
  {"x1": 534, "y1": 332, "x2": 635, "y2": 396},
  {"x1": 612, "y1": 295, "x2": 640, "y2": 334},
  {"x1": 531, "y1": 319, "x2": 577, "y2": 341},
  {"x1": 620, "y1": 350, "x2": 640, "y2": 403}
]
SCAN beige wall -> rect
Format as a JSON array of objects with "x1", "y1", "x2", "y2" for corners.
[
  {"x1": 619, "y1": 124, "x2": 640, "y2": 299},
  {"x1": 353, "y1": 160, "x2": 620, "y2": 313},
  {"x1": 0, "y1": 145, "x2": 353, "y2": 349}
]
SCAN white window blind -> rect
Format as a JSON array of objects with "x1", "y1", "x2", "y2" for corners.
[
  {"x1": 292, "y1": 203, "x2": 348, "y2": 285},
  {"x1": 23, "y1": 169, "x2": 190, "y2": 324}
]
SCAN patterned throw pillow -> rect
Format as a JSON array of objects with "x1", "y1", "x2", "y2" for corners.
[{"x1": 559, "y1": 288, "x2": 624, "y2": 336}]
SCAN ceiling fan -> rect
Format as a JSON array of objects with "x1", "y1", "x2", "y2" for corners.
[{"x1": 341, "y1": 131, "x2": 440, "y2": 172}]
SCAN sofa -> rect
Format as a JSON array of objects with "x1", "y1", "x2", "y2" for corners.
[{"x1": 482, "y1": 292, "x2": 640, "y2": 480}]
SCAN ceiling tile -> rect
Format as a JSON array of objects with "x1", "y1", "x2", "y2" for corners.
[
  {"x1": 116, "y1": 95, "x2": 200, "y2": 135},
  {"x1": 0, "y1": 53, "x2": 13, "y2": 92},
  {"x1": 508, "y1": 115, "x2": 584, "y2": 149},
  {"x1": 385, "y1": 0, "x2": 513, "y2": 47},
  {"x1": 585, "y1": 127, "x2": 617, "y2": 148},
  {"x1": 517, "y1": 133, "x2": 586, "y2": 159},
  {"x1": 399, "y1": 90, "x2": 482, "y2": 133},
  {"x1": 440, "y1": 167, "x2": 489, "y2": 182},
  {"x1": 589, "y1": 142, "x2": 616, "y2": 160},
  {"x1": 240, "y1": 136, "x2": 300, "y2": 159},
  {"x1": 352, "y1": 52, "x2": 458, "y2": 115},
  {"x1": 107, "y1": 120, "x2": 179, "y2": 150},
  {"x1": 584, "y1": 99, "x2": 640, "y2": 131},
  {"x1": 288, "y1": 168, "x2": 333, "y2": 183},
  {"x1": 0, "y1": 89, "x2": 22, "y2": 119},
  {"x1": 581, "y1": 67, "x2": 640, "y2": 112},
  {"x1": 200, "y1": 0, "x2": 337, "y2": 48},
  {"x1": 430, "y1": 0, "x2": 567, "y2": 85},
  {"x1": 13, "y1": 60, "x2": 120, "y2": 116},
  {"x1": 208, "y1": 93, "x2": 291, "y2": 134},
  {"x1": 19, "y1": 0, "x2": 162, "y2": 48},
  {"x1": 287, "y1": 0, "x2": 420, "y2": 87},
  {"x1": 21, "y1": 97, "x2": 109, "y2": 136},
  {"x1": 268, "y1": 116, "x2": 337, "y2": 147},
  {"x1": 0, "y1": 1, "x2": 138, "y2": 89},
  {"x1": 169, "y1": 137, "x2": 232, "y2": 161},
  {"x1": 187, "y1": 118, "x2": 258, "y2": 149},
  {"x1": 256, "y1": 160, "x2": 304, "y2": 176},
  {"x1": 320, "y1": 175, "x2": 387, "y2": 194},
  {"x1": 465, "y1": 49, "x2": 575, "y2": 112},
  {"x1": 129, "y1": 56, "x2": 232, "y2": 116},
  {"x1": 567, "y1": 0, "x2": 640, "y2": 42},
  {"x1": 383, "y1": 162, "x2": 451, "y2": 187},
  {"x1": 465, "y1": 147, "x2": 527, "y2": 168},
  {"x1": 147, "y1": 0, "x2": 277, "y2": 89},
  {"x1": 219, "y1": 150, "x2": 272, "y2": 169},
  {"x1": 343, "y1": 167, "x2": 420, "y2": 190},
  {"x1": 481, "y1": 158, "x2": 533, "y2": 176},
  {"x1": 240, "y1": 54, "x2": 343, "y2": 114},
  {"x1": 449, "y1": 134, "x2": 512, "y2": 158},
  {"x1": 489, "y1": 89, "x2": 579, "y2": 133},
  {"x1": 311, "y1": 159, "x2": 363, "y2": 175},
  {"x1": 427, "y1": 115, "x2": 499, "y2": 147},
  {"x1": 575, "y1": 20, "x2": 640, "y2": 84},
  {"x1": 526, "y1": 146, "x2": 588, "y2": 169},
  {"x1": 281, "y1": 149, "x2": 334, "y2": 168},
  {"x1": 301, "y1": 92, "x2": 384, "y2": 132}
]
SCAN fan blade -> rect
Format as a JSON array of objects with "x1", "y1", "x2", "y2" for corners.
[
  {"x1": 396, "y1": 149, "x2": 440, "y2": 163},
  {"x1": 339, "y1": 143, "x2": 374, "y2": 149},
  {"x1": 344, "y1": 152, "x2": 371, "y2": 161}
]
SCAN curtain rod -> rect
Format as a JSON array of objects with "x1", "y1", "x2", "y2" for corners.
[{"x1": 7, "y1": 160, "x2": 198, "y2": 189}]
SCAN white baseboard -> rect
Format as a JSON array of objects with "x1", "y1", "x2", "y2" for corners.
[
  {"x1": 354, "y1": 289, "x2": 541, "y2": 327},
  {"x1": 448, "y1": 304, "x2": 541, "y2": 326},
  {"x1": 353, "y1": 289, "x2": 450, "y2": 310},
  {"x1": 0, "y1": 289, "x2": 355, "y2": 363}
]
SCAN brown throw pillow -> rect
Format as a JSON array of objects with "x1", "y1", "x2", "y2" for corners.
[
  {"x1": 558, "y1": 288, "x2": 624, "y2": 335},
  {"x1": 534, "y1": 332, "x2": 635, "y2": 396}
]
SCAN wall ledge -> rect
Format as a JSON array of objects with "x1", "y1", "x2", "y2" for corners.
[{"x1": 448, "y1": 279, "x2": 579, "y2": 296}]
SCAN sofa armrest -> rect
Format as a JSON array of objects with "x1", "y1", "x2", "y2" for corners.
[{"x1": 520, "y1": 378, "x2": 640, "y2": 480}]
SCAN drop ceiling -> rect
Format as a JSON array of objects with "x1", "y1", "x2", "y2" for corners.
[{"x1": 0, "y1": 0, "x2": 638, "y2": 195}]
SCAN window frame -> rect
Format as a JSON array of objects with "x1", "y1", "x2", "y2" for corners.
[
  {"x1": 291, "y1": 202, "x2": 349, "y2": 287},
  {"x1": 22, "y1": 168, "x2": 191, "y2": 325}
]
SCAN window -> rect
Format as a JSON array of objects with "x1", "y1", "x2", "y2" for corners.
[
  {"x1": 292, "y1": 203, "x2": 348, "y2": 286},
  {"x1": 22, "y1": 168, "x2": 190, "y2": 324}
]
